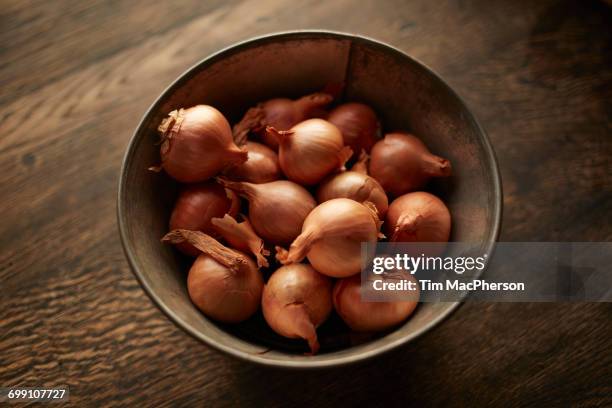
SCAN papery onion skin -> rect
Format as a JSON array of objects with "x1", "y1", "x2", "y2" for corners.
[
  {"x1": 158, "y1": 105, "x2": 247, "y2": 182},
  {"x1": 385, "y1": 192, "x2": 451, "y2": 252},
  {"x1": 233, "y1": 93, "x2": 334, "y2": 149},
  {"x1": 316, "y1": 171, "x2": 388, "y2": 217},
  {"x1": 223, "y1": 141, "x2": 281, "y2": 184},
  {"x1": 211, "y1": 214, "x2": 270, "y2": 268},
  {"x1": 262, "y1": 264, "x2": 332, "y2": 354},
  {"x1": 169, "y1": 181, "x2": 240, "y2": 256},
  {"x1": 333, "y1": 274, "x2": 419, "y2": 332},
  {"x1": 277, "y1": 198, "x2": 382, "y2": 278},
  {"x1": 369, "y1": 132, "x2": 451, "y2": 197},
  {"x1": 327, "y1": 103, "x2": 380, "y2": 156},
  {"x1": 162, "y1": 230, "x2": 264, "y2": 323},
  {"x1": 218, "y1": 178, "x2": 316, "y2": 246},
  {"x1": 270, "y1": 119, "x2": 353, "y2": 186}
]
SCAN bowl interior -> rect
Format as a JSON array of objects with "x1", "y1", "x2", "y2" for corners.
[{"x1": 119, "y1": 32, "x2": 501, "y2": 368}]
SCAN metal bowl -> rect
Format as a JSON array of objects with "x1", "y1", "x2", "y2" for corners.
[{"x1": 118, "y1": 31, "x2": 502, "y2": 369}]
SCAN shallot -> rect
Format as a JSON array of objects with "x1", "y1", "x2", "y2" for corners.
[
  {"x1": 218, "y1": 178, "x2": 316, "y2": 245},
  {"x1": 157, "y1": 105, "x2": 247, "y2": 182},
  {"x1": 316, "y1": 169, "x2": 388, "y2": 217},
  {"x1": 269, "y1": 119, "x2": 352, "y2": 185},
  {"x1": 262, "y1": 264, "x2": 332, "y2": 354},
  {"x1": 162, "y1": 230, "x2": 263, "y2": 323},
  {"x1": 369, "y1": 132, "x2": 451, "y2": 196},
  {"x1": 277, "y1": 198, "x2": 383, "y2": 278},
  {"x1": 327, "y1": 102, "x2": 380, "y2": 156},
  {"x1": 333, "y1": 274, "x2": 419, "y2": 332},
  {"x1": 233, "y1": 93, "x2": 333, "y2": 148},
  {"x1": 223, "y1": 141, "x2": 280, "y2": 184},
  {"x1": 169, "y1": 181, "x2": 240, "y2": 256},
  {"x1": 385, "y1": 191, "x2": 451, "y2": 246}
]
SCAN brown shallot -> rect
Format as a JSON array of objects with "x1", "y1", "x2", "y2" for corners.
[
  {"x1": 316, "y1": 166, "x2": 388, "y2": 217},
  {"x1": 327, "y1": 102, "x2": 380, "y2": 156},
  {"x1": 385, "y1": 191, "x2": 451, "y2": 246},
  {"x1": 162, "y1": 230, "x2": 263, "y2": 323},
  {"x1": 369, "y1": 132, "x2": 451, "y2": 196},
  {"x1": 223, "y1": 141, "x2": 281, "y2": 184},
  {"x1": 269, "y1": 119, "x2": 353, "y2": 185},
  {"x1": 233, "y1": 93, "x2": 334, "y2": 148},
  {"x1": 157, "y1": 105, "x2": 247, "y2": 182},
  {"x1": 169, "y1": 181, "x2": 240, "y2": 256},
  {"x1": 333, "y1": 274, "x2": 419, "y2": 332},
  {"x1": 218, "y1": 178, "x2": 316, "y2": 245},
  {"x1": 276, "y1": 198, "x2": 383, "y2": 278},
  {"x1": 262, "y1": 264, "x2": 332, "y2": 354},
  {"x1": 211, "y1": 214, "x2": 270, "y2": 268}
]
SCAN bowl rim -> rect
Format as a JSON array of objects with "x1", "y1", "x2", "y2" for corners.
[{"x1": 117, "y1": 29, "x2": 503, "y2": 369}]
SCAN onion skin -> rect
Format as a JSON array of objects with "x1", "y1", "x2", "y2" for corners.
[
  {"x1": 327, "y1": 103, "x2": 380, "y2": 156},
  {"x1": 158, "y1": 105, "x2": 248, "y2": 182},
  {"x1": 277, "y1": 198, "x2": 383, "y2": 278},
  {"x1": 270, "y1": 119, "x2": 353, "y2": 185},
  {"x1": 262, "y1": 264, "x2": 332, "y2": 354},
  {"x1": 218, "y1": 178, "x2": 316, "y2": 246},
  {"x1": 211, "y1": 214, "x2": 270, "y2": 268},
  {"x1": 385, "y1": 192, "x2": 451, "y2": 255},
  {"x1": 316, "y1": 171, "x2": 388, "y2": 217},
  {"x1": 333, "y1": 274, "x2": 419, "y2": 332},
  {"x1": 369, "y1": 132, "x2": 451, "y2": 197},
  {"x1": 233, "y1": 93, "x2": 334, "y2": 149},
  {"x1": 223, "y1": 141, "x2": 280, "y2": 184},
  {"x1": 169, "y1": 181, "x2": 240, "y2": 256},
  {"x1": 162, "y1": 230, "x2": 263, "y2": 323}
]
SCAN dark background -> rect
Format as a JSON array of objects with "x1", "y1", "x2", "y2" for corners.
[{"x1": 1, "y1": 0, "x2": 611, "y2": 406}]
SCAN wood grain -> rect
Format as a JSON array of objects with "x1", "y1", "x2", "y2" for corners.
[{"x1": 1, "y1": 0, "x2": 611, "y2": 406}]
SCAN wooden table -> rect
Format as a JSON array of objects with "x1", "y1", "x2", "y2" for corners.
[{"x1": 1, "y1": 0, "x2": 611, "y2": 406}]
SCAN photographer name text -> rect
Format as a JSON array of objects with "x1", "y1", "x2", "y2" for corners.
[{"x1": 371, "y1": 279, "x2": 526, "y2": 292}]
